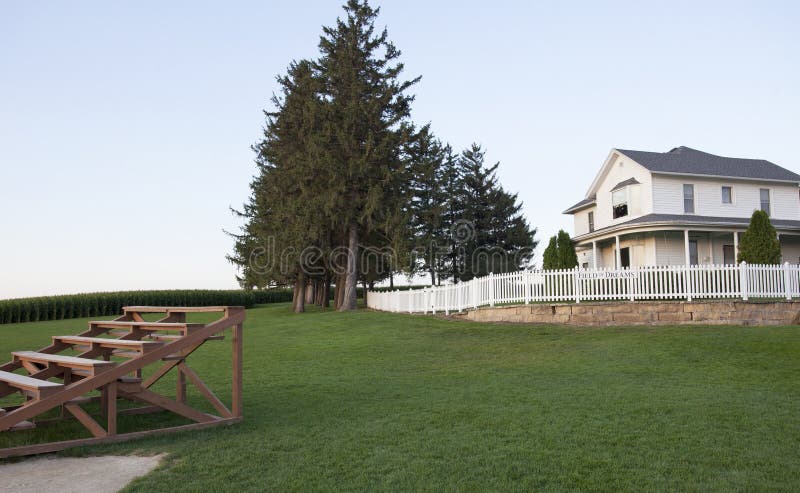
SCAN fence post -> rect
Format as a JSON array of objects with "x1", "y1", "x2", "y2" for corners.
[
  {"x1": 684, "y1": 265, "x2": 692, "y2": 302},
  {"x1": 573, "y1": 266, "x2": 581, "y2": 304},
  {"x1": 629, "y1": 266, "x2": 636, "y2": 302},
  {"x1": 525, "y1": 270, "x2": 531, "y2": 305},
  {"x1": 445, "y1": 285, "x2": 449, "y2": 316},
  {"x1": 489, "y1": 273, "x2": 495, "y2": 307},
  {"x1": 740, "y1": 261, "x2": 749, "y2": 301},
  {"x1": 784, "y1": 262, "x2": 792, "y2": 300}
]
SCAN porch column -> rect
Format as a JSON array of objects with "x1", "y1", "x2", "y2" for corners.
[
  {"x1": 708, "y1": 233, "x2": 714, "y2": 265},
  {"x1": 615, "y1": 235, "x2": 621, "y2": 268},
  {"x1": 684, "y1": 229, "x2": 690, "y2": 266},
  {"x1": 733, "y1": 231, "x2": 738, "y2": 262},
  {"x1": 592, "y1": 241, "x2": 598, "y2": 269}
]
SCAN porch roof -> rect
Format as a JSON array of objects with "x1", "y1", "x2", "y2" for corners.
[{"x1": 574, "y1": 213, "x2": 800, "y2": 243}]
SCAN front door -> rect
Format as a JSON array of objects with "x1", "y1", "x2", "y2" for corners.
[
  {"x1": 723, "y1": 244, "x2": 735, "y2": 265},
  {"x1": 619, "y1": 247, "x2": 630, "y2": 268}
]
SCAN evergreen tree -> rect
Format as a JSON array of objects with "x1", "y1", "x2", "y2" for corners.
[
  {"x1": 738, "y1": 210, "x2": 782, "y2": 264},
  {"x1": 229, "y1": 60, "x2": 330, "y2": 312},
  {"x1": 542, "y1": 236, "x2": 558, "y2": 270},
  {"x1": 541, "y1": 230, "x2": 578, "y2": 270},
  {"x1": 315, "y1": 0, "x2": 420, "y2": 310},
  {"x1": 230, "y1": 1, "x2": 541, "y2": 312},
  {"x1": 455, "y1": 144, "x2": 537, "y2": 281},
  {"x1": 556, "y1": 230, "x2": 578, "y2": 269},
  {"x1": 406, "y1": 126, "x2": 458, "y2": 285}
]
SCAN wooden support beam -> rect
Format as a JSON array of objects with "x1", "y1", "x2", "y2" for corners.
[
  {"x1": 0, "y1": 417, "x2": 242, "y2": 459},
  {"x1": 179, "y1": 363, "x2": 231, "y2": 418},
  {"x1": 176, "y1": 364, "x2": 187, "y2": 403},
  {"x1": 64, "y1": 403, "x2": 106, "y2": 438},
  {"x1": 106, "y1": 382, "x2": 117, "y2": 436},
  {"x1": 120, "y1": 389, "x2": 217, "y2": 424},
  {"x1": 232, "y1": 323, "x2": 243, "y2": 418}
]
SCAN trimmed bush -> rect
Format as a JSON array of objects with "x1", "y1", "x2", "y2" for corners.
[{"x1": 738, "y1": 210, "x2": 782, "y2": 264}]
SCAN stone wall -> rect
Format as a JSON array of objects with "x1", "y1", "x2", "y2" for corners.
[{"x1": 454, "y1": 300, "x2": 800, "y2": 326}]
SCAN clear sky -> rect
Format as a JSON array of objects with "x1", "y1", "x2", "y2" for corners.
[{"x1": 1, "y1": 1, "x2": 798, "y2": 299}]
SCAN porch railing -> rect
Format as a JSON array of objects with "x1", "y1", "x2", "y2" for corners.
[{"x1": 366, "y1": 262, "x2": 800, "y2": 314}]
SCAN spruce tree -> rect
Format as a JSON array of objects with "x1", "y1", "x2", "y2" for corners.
[
  {"x1": 556, "y1": 230, "x2": 578, "y2": 269},
  {"x1": 229, "y1": 60, "x2": 330, "y2": 313},
  {"x1": 738, "y1": 210, "x2": 782, "y2": 264},
  {"x1": 542, "y1": 236, "x2": 558, "y2": 270},
  {"x1": 455, "y1": 144, "x2": 537, "y2": 281},
  {"x1": 315, "y1": 0, "x2": 420, "y2": 310}
]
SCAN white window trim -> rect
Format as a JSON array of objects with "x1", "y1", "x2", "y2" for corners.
[
  {"x1": 721, "y1": 185, "x2": 734, "y2": 205},
  {"x1": 683, "y1": 184, "x2": 695, "y2": 215},
  {"x1": 612, "y1": 187, "x2": 629, "y2": 220},
  {"x1": 760, "y1": 187, "x2": 772, "y2": 216}
]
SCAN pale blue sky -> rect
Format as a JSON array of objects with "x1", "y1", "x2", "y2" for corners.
[{"x1": 1, "y1": 1, "x2": 798, "y2": 299}]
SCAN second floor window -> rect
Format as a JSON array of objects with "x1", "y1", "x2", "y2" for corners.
[
  {"x1": 588, "y1": 211, "x2": 595, "y2": 232},
  {"x1": 760, "y1": 188, "x2": 771, "y2": 215},
  {"x1": 612, "y1": 189, "x2": 627, "y2": 219},
  {"x1": 722, "y1": 186, "x2": 732, "y2": 204},
  {"x1": 683, "y1": 184, "x2": 695, "y2": 213}
]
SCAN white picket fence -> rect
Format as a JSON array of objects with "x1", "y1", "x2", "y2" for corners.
[{"x1": 366, "y1": 262, "x2": 800, "y2": 314}]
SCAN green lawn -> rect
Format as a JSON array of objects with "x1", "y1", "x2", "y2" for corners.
[{"x1": 1, "y1": 304, "x2": 799, "y2": 491}]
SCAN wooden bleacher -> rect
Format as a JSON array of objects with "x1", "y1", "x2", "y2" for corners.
[{"x1": 0, "y1": 306, "x2": 245, "y2": 458}]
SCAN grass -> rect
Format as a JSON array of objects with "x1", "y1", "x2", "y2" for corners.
[{"x1": 1, "y1": 304, "x2": 799, "y2": 491}]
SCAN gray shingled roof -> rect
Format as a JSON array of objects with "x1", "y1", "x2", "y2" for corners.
[
  {"x1": 610, "y1": 177, "x2": 640, "y2": 192},
  {"x1": 617, "y1": 146, "x2": 800, "y2": 182},
  {"x1": 563, "y1": 195, "x2": 596, "y2": 214},
  {"x1": 574, "y1": 213, "x2": 800, "y2": 241}
]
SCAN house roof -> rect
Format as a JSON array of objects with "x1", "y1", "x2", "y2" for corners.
[
  {"x1": 573, "y1": 213, "x2": 800, "y2": 242},
  {"x1": 617, "y1": 146, "x2": 800, "y2": 183},
  {"x1": 563, "y1": 195, "x2": 596, "y2": 214},
  {"x1": 610, "y1": 177, "x2": 640, "y2": 192}
]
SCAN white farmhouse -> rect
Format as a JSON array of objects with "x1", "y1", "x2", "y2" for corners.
[{"x1": 564, "y1": 146, "x2": 800, "y2": 268}]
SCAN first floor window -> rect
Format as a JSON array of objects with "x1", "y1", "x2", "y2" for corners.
[
  {"x1": 612, "y1": 189, "x2": 628, "y2": 219},
  {"x1": 683, "y1": 184, "x2": 695, "y2": 213},
  {"x1": 760, "y1": 188, "x2": 771, "y2": 215}
]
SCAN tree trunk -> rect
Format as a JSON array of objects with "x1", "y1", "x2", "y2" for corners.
[
  {"x1": 430, "y1": 269, "x2": 436, "y2": 286},
  {"x1": 389, "y1": 273, "x2": 394, "y2": 289},
  {"x1": 321, "y1": 275, "x2": 331, "y2": 308},
  {"x1": 293, "y1": 273, "x2": 306, "y2": 313},
  {"x1": 363, "y1": 281, "x2": 372, "y2": 306},
  {"x1": 339, "y1": 224, "x2": 359, "y2": 311},
  {"x1": 305, "y1": 278, "x2": 314, "y2": 304}
]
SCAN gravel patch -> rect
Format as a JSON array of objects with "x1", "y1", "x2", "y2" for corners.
[{"x1": 0, "y1": 454, "x2": 164, "y2": 492}]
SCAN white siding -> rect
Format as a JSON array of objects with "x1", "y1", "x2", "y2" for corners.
[
  {"x1": 572, "y1": 207, "x2": 596, "y2": 236},
  {"x1": 652, "y1": 175, "x2": 800, "y2": 220},
  {"x1": 654, "y1": 231, "x2": 685, "y2": 266},
  {"x1": 591, "y1": 154, "x2": 653, "y2": 230}
]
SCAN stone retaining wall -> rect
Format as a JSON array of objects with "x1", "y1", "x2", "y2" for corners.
[{"x1": 454, "y1": 300, "x2": 800, "y2": 326}]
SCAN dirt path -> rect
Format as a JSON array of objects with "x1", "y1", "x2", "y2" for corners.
[{"x1": 0, "y1": 454, "x2": 164, "y2": 492}]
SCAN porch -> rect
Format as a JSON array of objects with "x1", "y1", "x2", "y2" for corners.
[{"x1": 576, "y1": 229, "x2": 800, "y2": 268}]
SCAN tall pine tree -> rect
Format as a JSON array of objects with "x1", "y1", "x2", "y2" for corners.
[{"x1": 315, "y1": 0, "x2": 420, "y2": 310}]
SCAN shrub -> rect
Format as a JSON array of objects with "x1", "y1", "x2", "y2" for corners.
[{"x1": 738, "y1": 210, "x2": 782, "y2": 264}]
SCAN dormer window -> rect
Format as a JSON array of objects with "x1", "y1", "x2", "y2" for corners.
[{"x1": 612, "y1": 189, "x2": 628, "y2": 219}]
